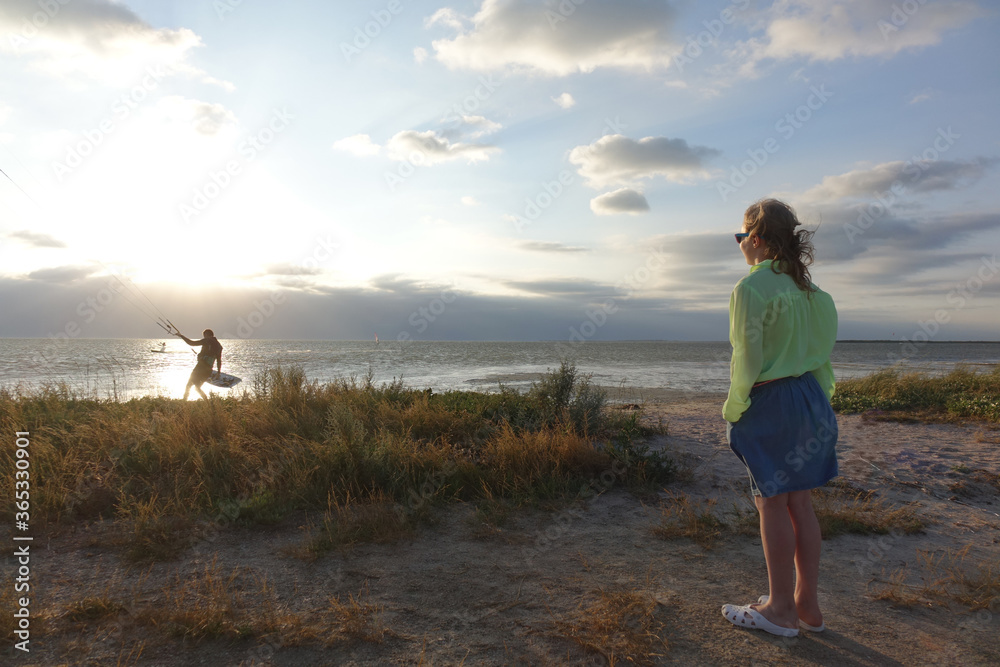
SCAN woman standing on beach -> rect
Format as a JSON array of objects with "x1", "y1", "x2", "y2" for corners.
[{"x1": 721, "y1": 198, "x2": 838, "y2": 638}]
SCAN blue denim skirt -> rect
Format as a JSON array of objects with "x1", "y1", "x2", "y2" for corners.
[{"x1": 726, "y1": 374, "x2": 838, "y2": 498}]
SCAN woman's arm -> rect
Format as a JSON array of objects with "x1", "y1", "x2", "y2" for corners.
[{"x1": 723, "y1": 282, "x2": 765, "y2": 422}]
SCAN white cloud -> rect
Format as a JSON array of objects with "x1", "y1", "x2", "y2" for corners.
[
  {"x1": 156, "y1": 97, "x2": 236, "y2": 136},
  {"x1": 569, "y1": 134, "x2": 720, "y2": 188},
  {"x1": 756, "y1": 0, "x2": 981, "y2": 62},
  {"x1": 590, "y1": 188, "x2": 650, "y2": 215},
  {"x1": 797, "y1": 157, "x2": 997, "y2": 204},
  {"x1": 425, "y1": 7, "x2": 467, "y2": 30},
  {"x1": 332, "y1": 134, "x2": 382, "y2": 157},
  {"x1": 908, "y1": 88, "x2": 936, "y2": 105},
  {"x1": 9, "y1": 230, "x2": 66, "y2": 248},
  {"x1": 0, "y1": 0, "x2": 226, "y2": 87},
  {"x1": 26, "y1": 264, "x2": 97, "y2": 283},
  {"x1": 552, "y1": 92, "x2": 576, "y2": 109},
  {"x1": 461, "y1": 196, "x2": 479, "y2": 206},
  {"x1": 413, "y1": 46, "x2": 429, "y2": 64},
  {"x1": 430, "y1": 0, "x2": 678, "y2": 75},
  {"x1": 457, "y1": 114, "x2": 502, "y2": 138},
  {"x1": 518, "y1": 241, "x2": 589, "y2": 253},
  {"x1": 386, "y1": 130, "x2": 499, "y2": 165},
  {"x1": 262, "y1": 263, "x2": 322, "y2": 277}
]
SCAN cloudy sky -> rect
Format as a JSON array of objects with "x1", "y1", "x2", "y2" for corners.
[{"x1": 1, "y1": 0, "x2": 998, "y2": 342}]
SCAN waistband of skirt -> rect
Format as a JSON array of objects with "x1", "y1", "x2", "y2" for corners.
[{"x1": 751, "y1": 375, "x2": 799, "y2": 390}]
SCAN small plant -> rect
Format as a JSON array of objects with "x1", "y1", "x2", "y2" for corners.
[
  {"x1": 115, "y1": 495, "x2": 195, "y2": 563},
  {"x1": 549, "y1": 585, "x2": 668, "y2": 666},
  {"x1": 527, "y1": 360, "x2": 609, "y2": 433},
  {"x1": 138, "y1": 558, "x2": 281, "y2": 640},
  {"x1": 299, "y1": 491, "x2": 415, "y2": 560},
  {"x1": 65, "y1": 596, "x2": 128, "y2": 622},
  {"x1": 650, "y1": 492, "x2": 726, "y2": 549},
  {"x1": 325, "y1": 584, "x2": 387, "y2": 644},
  {"x1": 813, "y1": 488, "x2": 924, "y2": 537},
  {"x1": 869, "y1": 547, "x2": 999, "y2": 611}
]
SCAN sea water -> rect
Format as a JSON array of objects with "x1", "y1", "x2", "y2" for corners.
[{"x1": 1, "y1": 338, "x2": 998, "y2": 401}]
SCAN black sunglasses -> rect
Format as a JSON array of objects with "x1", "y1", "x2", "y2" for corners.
[{"x1": 735, "y1": 233, "x2": 749, "y2": 243}]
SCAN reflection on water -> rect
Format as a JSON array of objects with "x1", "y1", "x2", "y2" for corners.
[{"x1": 1, "y1": 338, "x2": 997, "y2": 401}]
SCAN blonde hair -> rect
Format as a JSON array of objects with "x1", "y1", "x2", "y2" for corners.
[{"x1": 744, "y1": 198, "x2": 816, "y2": 293}]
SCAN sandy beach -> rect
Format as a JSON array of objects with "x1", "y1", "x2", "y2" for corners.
[{"x1": 12, "y1": 393, "x2": 1000, "y2": 666}]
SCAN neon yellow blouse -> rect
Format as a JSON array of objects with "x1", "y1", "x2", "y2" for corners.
[{"x1": 723, "y1": 259, "x2": 838, "y2": 423}]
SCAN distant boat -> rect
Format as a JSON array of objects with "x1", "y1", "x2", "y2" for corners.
[
  {"x1": 374, "y1": 333, "x2": 379, "y2": 345},
  {"x1": 150, "y1": 342, "x2": 168, "y2": 353}
]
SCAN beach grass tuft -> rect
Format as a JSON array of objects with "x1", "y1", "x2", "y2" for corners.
[
  {"x1": 870, "y1": 546, "x2": 1000, "y2": 611},
  {"x1": 832, "y1": 364, "x2": 1000, "y2": 423},
  {"x1": 650, "y1": 492, "x2": 727, "y2": 549},
  {"x1": 0, "y1": 362, "x2": 675, "y2": 562},
  {"x1": 813, "y1": 488, "x2": 925, "y2": 537},
  {"x1": 549, "y1": 585, "x2": 668, "y2": 666}
]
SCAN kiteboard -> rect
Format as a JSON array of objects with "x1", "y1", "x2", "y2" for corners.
[{"x1": 206, "y1": 371, "x2": 242, "y2": 389}]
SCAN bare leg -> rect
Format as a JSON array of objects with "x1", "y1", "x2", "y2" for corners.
[
  {"x1": 752, "y1": 493, "x2": 799, "y2": 629},
  {"x1": 184, "y1": 379, "x2": 209, "y2": 400},
  {"x1": 787, "y1": 489, "x2": 824, "y2": 628}
]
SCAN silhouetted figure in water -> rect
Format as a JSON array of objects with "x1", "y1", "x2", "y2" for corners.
[{"x1": 176, "y1": 328, "x2": 223, "y2": 400}]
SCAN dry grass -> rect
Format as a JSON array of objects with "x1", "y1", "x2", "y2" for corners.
[
  {"x1": 472, "y1": 485, "x2": 514, "y2": 533},
  {"x1": 51, "y1": 555, "x2": 390, "y2": 652},
  {"x1": 549, "y1": 586, "x2": 668, "y2": 666},
  {"x1": 0, "y1": 365, "x2": 674, "y2": 566},
  {"x1": 136, "y1": 557, "x2": 282, "y2": 639},
  {"x1": 650, "y1": 485, "x2": 923, "y2": 550},
  {"x1": 297, "y1": 490, "x2": 418, "y2": 561},
  {"x1": 650, "y1": 492, "x2": 727, "y2": 549},
  {"x1": 114, "y1": 495, "x2": 197, "y2": 562},
  {"x1": 869, "y1": 569, "x2": 925, "y2": 608},
  {"x1": 869, "y1": 546, "x2": 1000, "y2": 611},
  {"x1": 64, "y1": 596, "x2": 129, "y2": 623},
  {"x1": 322, "y1": 584, "x2": 388, "y2": 644},
  {"x1": 814, "y1": 488, "x2": 925, "y2": 537}
]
